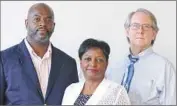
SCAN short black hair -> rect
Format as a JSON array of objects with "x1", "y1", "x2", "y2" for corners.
[{"x1": 78, "y1": 38, "x2": 110, "y2": 61}]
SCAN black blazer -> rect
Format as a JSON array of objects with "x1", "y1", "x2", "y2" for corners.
[{"x1": 0, "y1": 40, "x2": 79, "y2": 105}]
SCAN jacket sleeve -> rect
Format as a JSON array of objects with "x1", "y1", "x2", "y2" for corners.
[{"x1": 0, "y1": 52, "x2": 5, "y2": 105}]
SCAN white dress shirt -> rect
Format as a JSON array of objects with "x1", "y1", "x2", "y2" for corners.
[
  {"x1": 107, "y1": 47, "x2": 176, "y2": 105},
  {"x1": 24, "y1": 39, "x2": 52, "y2": 98}
]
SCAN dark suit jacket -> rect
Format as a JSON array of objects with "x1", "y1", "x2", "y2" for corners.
[{"x1": 0, "y1": 40, "x2": 79, "y2": 105}]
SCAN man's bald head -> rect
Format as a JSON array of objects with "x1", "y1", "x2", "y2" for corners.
[
  {"x1": 27, "y1": 3, "x2": 54, "y2": 20},
  {"x1": 25, "y1": 3, "x2": 55, "y2": 45}
]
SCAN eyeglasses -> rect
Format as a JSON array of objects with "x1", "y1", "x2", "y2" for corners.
[{"x1": 129, "y1": 23, "x2": 153, "y2": 31}]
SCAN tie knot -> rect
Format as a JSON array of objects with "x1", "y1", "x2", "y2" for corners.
[{"x1": 128, "y1": 54, "x2": 139, "y2": 64}]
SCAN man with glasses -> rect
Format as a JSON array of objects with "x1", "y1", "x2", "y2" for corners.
[{"x1": 109, "y1": 8, "x2": 176, "y2": 105}]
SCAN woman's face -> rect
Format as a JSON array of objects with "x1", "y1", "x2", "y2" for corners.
[{"x1": 80, "y1": 47, "x2": 108, "y2": 81}]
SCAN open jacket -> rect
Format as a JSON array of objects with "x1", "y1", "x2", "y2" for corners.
[
  {"x1": 62, "y1": 78, "x2": 131, "y2": 105},
  {"x1": 0, "y1": 40, "x2": 79, "y2": 105}
]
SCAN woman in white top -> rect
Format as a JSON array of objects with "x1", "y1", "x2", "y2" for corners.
[{"x1": 62, "y1": 38, "x2": 130, "y2": 105}]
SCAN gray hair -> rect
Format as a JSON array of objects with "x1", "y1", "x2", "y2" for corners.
[{"x1": 124, "y1": 8, "x2": 159, "y2": 45}]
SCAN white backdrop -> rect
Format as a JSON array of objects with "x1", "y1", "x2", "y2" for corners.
[{"x1": 1, "y1": 1, "x2": 176, "y2": 80}]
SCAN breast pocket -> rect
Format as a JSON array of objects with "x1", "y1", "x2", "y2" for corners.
[{"x1": 143, "y1": 80, "x2": 161, "y2": 105}]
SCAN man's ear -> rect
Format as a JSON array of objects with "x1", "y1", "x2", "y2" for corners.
[
  {"x1": 125, "y1": 28, "x2": 130, "y2": 37},
  {"x1": 53, "y1": 22, "x2": 56, "y2": 30},
  {"x1": 152, "y1": 30, "x2": 158, "y2": 40},
  {"x1": 25, "y1": 19, "x2": 28, "y2": 29}
]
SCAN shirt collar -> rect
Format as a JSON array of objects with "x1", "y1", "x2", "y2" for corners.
[
  {"x1": 24, "y1": 38, "x2": 52, "y2": 59},
  {"x1": 128, "y1": 46, "x2": 154, "y2": 59}
]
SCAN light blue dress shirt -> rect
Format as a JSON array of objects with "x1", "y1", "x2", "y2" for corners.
[{"x1": 107, "y1": 47, "x2": 176, "y2": 105}]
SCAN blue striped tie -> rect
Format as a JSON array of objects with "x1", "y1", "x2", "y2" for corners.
[{"x1": 121, "y1": 55, "x2": 139, "y2": 93}]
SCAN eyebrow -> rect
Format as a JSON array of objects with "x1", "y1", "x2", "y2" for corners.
[
  {"x1": 32, "y1": 14, "x2": 40, "y2": 17},
  {"x1": 32, "y1": 14, "x2": 53, "y2": 18}
]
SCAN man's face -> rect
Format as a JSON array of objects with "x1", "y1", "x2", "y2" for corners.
[
  {"x1": 126, "y1": 12, "x2": 157, "y2": 49},
  {"x1": 25, "y1": 5, "x2": 55, "y2": 44}
]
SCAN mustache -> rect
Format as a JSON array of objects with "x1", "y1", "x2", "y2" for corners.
[
  {"x1": 36, "y1": 27, "x2": 50, "y2": 35},
  {"x1": 37, "y1": 27, "x2": 47, "y2": 31}
]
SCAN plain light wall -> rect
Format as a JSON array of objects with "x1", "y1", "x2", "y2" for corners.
[{"x1": 1, "y1": 1, "x2": 176, "y2": 80}]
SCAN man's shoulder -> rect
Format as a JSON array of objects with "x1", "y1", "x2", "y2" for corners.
[
  {"x1": 146, "y1": 52, "x2": 175, "y2": 71},
  {"x1": 1, "y1": 43, "x2": 20, "y2": 57},
  {"x1": 1, "y1": 43, "x2": 22, "y2": 65},
  {"x1": 52, "y1": 46, "x2": 74, "y2": 60},
  {"x1": 150, "y1": 52, "x2": 172, "y2": 64}
]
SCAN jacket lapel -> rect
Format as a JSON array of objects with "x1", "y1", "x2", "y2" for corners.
[
  {"x1": 18, "y1": 40, "x2": 43, "y2": 98},
  {"x1": 86, "y1": 78, "x2": 109, "y2": 105},
  {"x1": 45, "y1": 46, "x2": 63, "y2": 100},
  {"x1": 69, "y1": 82, "x2": 85, "y2": 105}
]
